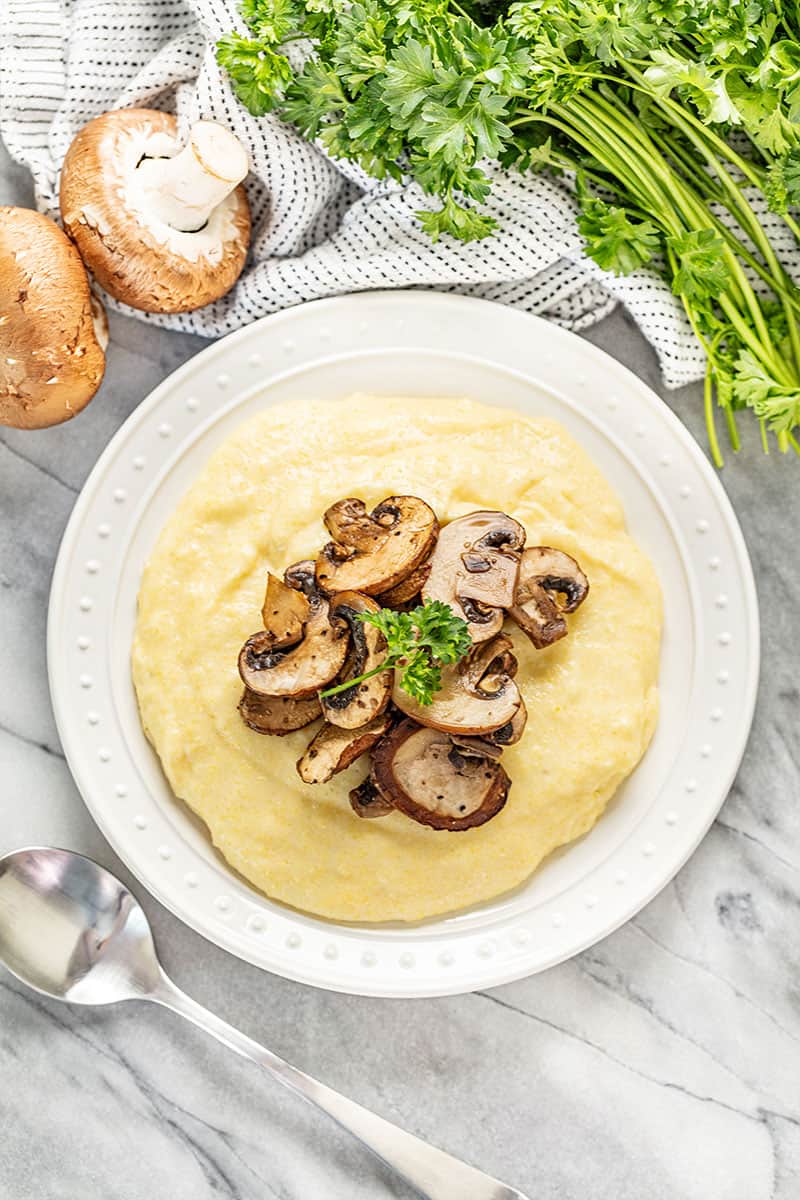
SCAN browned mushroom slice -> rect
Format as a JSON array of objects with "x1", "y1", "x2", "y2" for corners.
[
  {"x1": 297, "y1": 712, "x2": 393, "y2": 785},
  {"x1": 316, "y1": 496, "x2": 438, "y2": 596},
  {"x1": 239, "y1": 689, "x2": 321, "y2": 735},
  {"x1": 349, "y1": 777, "x2": 395, "y2": 820},
  {"x1": 371, "y1": 720, "x2": 510, "y2": 831},
  {"x1": 260, "y1": 572, "x2": 311, "y2": 648},
  {"x1": 238, "y1": 594, "x2": 349, "y2": 699},
  {"x1": 487, "y1": 697, "x2": 528, "y2": 746},
  {"x1": 376, "y1": 562, "x2": 432, "y2": 608},
  {"x1": 284, "y1": 559, "x2": 318, "y2": 596},
  {"x1": 508, "y1": 547, "x2": 590, "y2": 649},
  {"x1": 322, "y1": 592, "x2": 393, "y2": 729},
  {"x1": 449, "y1": 734, "x2": 505, "y2": 760},
  {"x1": 422, "y1": 511, "x2": 525, "y2": 643},
  {"x1": 393, "y1": 634, "x2": 521, "y2": 735}
]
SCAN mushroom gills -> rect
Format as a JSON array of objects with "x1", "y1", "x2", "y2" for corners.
[
  {"x1": 239, "y1": 689, "x2": 321, "y2": 735},
  {"x1": 59, "y1": 109, "x2": 251, "y2": 314},
  {"x1": 297, "y1": 712, "x2": 393, "y2": 785},
  {"x1": 322, "y1": 592, "x2": 393, "y2": 728},
  {"x1": 238, "y1": 594, "x2": 348, "y2": 698},
  {"x1": 371, "y1": 720, "x2": 510, "y2": 831},
  {"x1": 423, "y1": 511, "x2": 525, "y2": 643},
  {"x1": 134, "y1": 121, "x2": 249, "y2": 232},
  {"x1": 316, "y1": 495, "x2": 438, "y2": 596},
  {"x1": 487, "y1": 697, "x2": 528, "y2": 746},
  {"x1": 284, "y1": 559, "x2": 318, "y2": 596},
  {"x1": 349, "y1": 777, "x2": 395, "y2": 820},
  {"x1": 507, "y1": 546, "x2": 589, "y2": 649},
  {"x1": 449, "y1": 734, "x2": 505, "y2": 761}
]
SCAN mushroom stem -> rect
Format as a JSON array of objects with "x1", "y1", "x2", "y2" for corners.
[{"x1": 134, "y1": 121, "x2": 249, "y2": 233}]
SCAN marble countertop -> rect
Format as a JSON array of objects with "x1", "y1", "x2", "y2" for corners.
[{"x1": 2, "y1": 138, "x2": 799, "y2": 1200}]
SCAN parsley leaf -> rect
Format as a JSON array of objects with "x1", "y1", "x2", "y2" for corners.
[
  {"x1": 216, "y1": 33, "x2": 292, "y2": 115},
  {"x1": 578, "y1": 197, "x2": 661, "y2": 274},
  {"x1": 417, "y1": 194, "x2": 497, "y2": 241},
  {"x1": 667, "y1": 229, "x2": 730, "y2": 302},
  {"x1": 319, "y1": 598, "x2": 473, "y2": 706},
  {"x1": 218, "y1": 0, "x2": 800, "y2": 454},
  {"x1": 733, "y1": 350, "x2": 800, "y2": 433},
  {"x1": 240, "y1": 0, "x2": 300, "y2": 44}
]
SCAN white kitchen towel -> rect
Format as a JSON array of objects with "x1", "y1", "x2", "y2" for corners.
[{"x1": 0, "y1": 0, "x2": 706, "y2": 387}]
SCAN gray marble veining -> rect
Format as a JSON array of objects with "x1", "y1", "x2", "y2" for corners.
[{"x1": 2, "y1": 136, "x2": 799, "y2": 1200}]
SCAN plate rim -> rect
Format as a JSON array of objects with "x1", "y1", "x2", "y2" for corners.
[{"x1": 48, "y1": 290, "x2": 760, "y2": 996}]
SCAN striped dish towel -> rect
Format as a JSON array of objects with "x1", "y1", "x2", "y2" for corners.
[{"x1": 0, "y1": 0, "x2": 705, "y2": 387}]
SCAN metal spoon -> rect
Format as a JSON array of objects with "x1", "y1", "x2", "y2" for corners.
[{"x1": 0, "y1": 847, "x2": 530, "y2": 1200}]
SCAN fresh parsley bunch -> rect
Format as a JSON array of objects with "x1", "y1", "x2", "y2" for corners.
[
  {"x1": 319, "y1": 598, "x2": 472, "y2": 705},
  {"x1": 218, "y1": 0, "x2": 800, "y2": 462}
]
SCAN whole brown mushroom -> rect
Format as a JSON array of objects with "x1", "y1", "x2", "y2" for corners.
[
  {"x1": 60, "y1": 109, "x2": 251, "y2": 313},
  {"x1": 0, "y1": 207, "x2": 106, "y2": 429}
]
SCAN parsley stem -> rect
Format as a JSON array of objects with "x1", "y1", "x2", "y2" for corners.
[
  {"x1": 319, "y1": 661, "x2": 393, "y2": 700},
  {"x1": 724, "y1": 406, "x2": 741, "y2": 454},
  {"x1": 703, "y1": 364, "x2": 724, "y2": 469}
]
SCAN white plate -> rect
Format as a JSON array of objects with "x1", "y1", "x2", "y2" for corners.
[{"x1": 48, "y1": 292, "x2": 759, "y2": 997}]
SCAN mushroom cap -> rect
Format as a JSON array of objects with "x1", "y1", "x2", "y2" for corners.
[
  {"x1": 371, "y1": 719, "x2": 510, "y2": 831},
  {"x1": 0, "y1": 206, "x2": 106, "y2": 429},
  {"x1": 238, "y1": 594, "x2": 349, "y2": 698},
  {"x1": 239, "y1": 689, "x2": 321, "y2": 735},
  {"x1": 297, "y1": 711, "x2": 392, "y2": 785},
  {"x1": 423, "y1": 511, "x2": 525, "y2": 643},
  {"x1": 322, "y1": 591, "x2": 393, "y2": 729},
  {"x1": 508, "y1": 546, "x2": 589, "y2": 648},
  {"x1": 392, "y1": 634, "x2": 522, "y2": 735},
  {"x1": 60, "y1": 109, "x2": 251, "y2": 313},
  {"x1": 316, "y1": 496, "x2": 438, "y2": 596}
]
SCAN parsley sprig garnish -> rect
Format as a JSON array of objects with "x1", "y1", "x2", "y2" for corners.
[
  {"x1": 319, "y1": 598, "x2": 472, "y2": 706},
  {"x1": 218, "y1": 0, "x2": 800, "y2": 462}
]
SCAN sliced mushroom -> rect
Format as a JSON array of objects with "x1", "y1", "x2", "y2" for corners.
[
  {"x1": 349, "y1": 777, "x2": 395, "y2": 820},
  {"x1": 284, "y1": 559, "x2": 317, "y2": 596},
  {"x1": 238, "y1": 593, "x2": 348, "y2": 699},
  {"x1": 322, "y1": 592, "x2": 393, "y2": 729},
  {"x1": 371, "y1": 719, "x2": 510, "y2": 831},
  {"x1": 297, "y1": 712, "x2": 393, "y2": 785},
  {"x1": 316, "y1": 496, "x2": 438, "y2": 596},
  {"x1": 376, "y1": 562, "x2": 432, "y2": 608},
  {"x1": 423, "y1": 511, "x2": 525, "y2": 643},
  {"x1": 238, "y1": 689, "x2": 321, "y2": 735},
  {"x1": 393, "y1": 634, "x2": 521, "y2": 735},
  {"x1": 260, "y1": 572, "x2": 310, "y2": 648},
  {"x1": 449, "y1": 734, "x2": 505, "y2": 761},
  {"x1": 487, "y1": 697, "x2": 528, "y2": 746},
  {"x1": 507, "y1": 547, "x2": 589, "y2": 649}
]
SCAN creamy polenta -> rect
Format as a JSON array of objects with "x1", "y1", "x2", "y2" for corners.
[{"x1": 132, "y1": 395, "x2": 661, "y2": 922}]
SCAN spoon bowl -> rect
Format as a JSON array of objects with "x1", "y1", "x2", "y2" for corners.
[
  {"x1": 0, "y1": 845, "x2": 529, "y2": 1200},
  {"x1": 0, "y1": 847, "x2": 161, "y2": 1005}
]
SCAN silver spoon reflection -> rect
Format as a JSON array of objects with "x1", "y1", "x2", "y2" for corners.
[{"x1": 0, "y1": 847, "x2": 529, "y2": 1200}]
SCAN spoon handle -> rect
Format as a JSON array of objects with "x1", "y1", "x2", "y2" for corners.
[{"x1": 152, "y1": 976, "x2": 529, "y2": 1200}]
